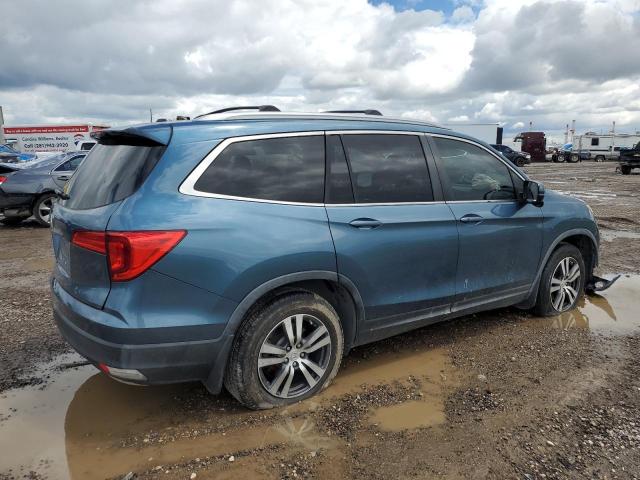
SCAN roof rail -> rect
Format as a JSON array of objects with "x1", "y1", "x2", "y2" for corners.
[
  {"x1": 195, "y1": 105, "x2": 280, "y2": 119},
  {"x1": 325, "y1": 109, "x2": 383, "y2": 116}
]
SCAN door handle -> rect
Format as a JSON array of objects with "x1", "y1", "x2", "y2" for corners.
[
  {"x1": 57, "y1": 175, "x2": 70, "y2": 181},
  {"x1": 349, "y1": 218, "x2": 382, "y2": 229},
  {"x1": 459, "y1": 214, "x2": 484, "y2": 224}
]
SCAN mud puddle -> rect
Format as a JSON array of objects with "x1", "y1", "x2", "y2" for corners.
[
  {"x1": 3, "y1": 277, "x2": 637, "y2": 479},
  {"x1": 542, "y1": 275, "x2": 640, "y2": 335},
  {"x1": 0, "y1": 345, "x2": 456, "y2": 479},
  {"x1": 600, "y1": 229, "x2": 640, "y2": 242}
]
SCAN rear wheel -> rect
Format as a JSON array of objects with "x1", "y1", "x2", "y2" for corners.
[
  {"x1": 534, "y1": 244, "x2": 585, "y2": 316},
  {"x1": 570, "y1": 154, "x2": 580, "y2": 163},
  {"x1": 224, "y1": 292, "x2": 344, "y2": 409},
  {"x1": 515, "y1": 156, "x2": 526, "y2": 167},
  {"x1": 621, "y1": 165, "x2": 632, "y2": 175},
  {"x1": 595, "y1": 155, "x2": 605, "y2": 163},
  {"x1": 33, "y1": 193, "x2": 56, "y2": 227}
]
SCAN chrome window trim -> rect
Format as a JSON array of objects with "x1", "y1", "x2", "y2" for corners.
[
  {"x1": 427, "y1": 132, "x2": 527, "y2": 182},
  {"x1": 327, "y1": 130, "x2": 425, "y2": 136},
  {"x1": 179, "y1": 129, "x2": 523, "y2": 207},
  {"x1": 179, "y1": 131, "x2": 326, "y2": 206}
]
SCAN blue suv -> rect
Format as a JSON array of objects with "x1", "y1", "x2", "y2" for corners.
[{"x1": 51, "y1": 107, "x2": 600, "y2": 409}]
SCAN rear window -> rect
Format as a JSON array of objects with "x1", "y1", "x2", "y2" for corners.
[
  {"x1": 193, "y1": 135, "x2": 325, "y2": 203},
  {"x1": 64, "y1": 144, "x2": 164, "y2": 210}
]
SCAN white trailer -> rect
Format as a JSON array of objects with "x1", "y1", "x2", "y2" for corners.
[
  {"x1": 2, "y1": 124, "x2": 109, "y2": 154},
  {"x1": 573, "y1": 132, "x2": 640, "y2": 162}
]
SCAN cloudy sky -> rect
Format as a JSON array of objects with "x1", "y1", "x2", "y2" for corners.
[{"x1": 1, "y1": 0, "x2": 639, "y2": 142}]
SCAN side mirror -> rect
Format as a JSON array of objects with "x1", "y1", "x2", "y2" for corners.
[{"x1": 520, "y1": 180, "x2": 544, "y2": 207}]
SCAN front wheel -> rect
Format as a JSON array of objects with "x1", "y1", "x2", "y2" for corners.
[
  {"x1": 224, "y1": 292, "x2": 344, "y2": 409},
  {"x1": 534, "y1": 244, "x2": 585, "y2": 316},
  {"x1": 515, "y1": 157, "x2": 526, "y2": 167},
  {"x1": 621, "y1": 165, "x2": 632, "y2": 175}
]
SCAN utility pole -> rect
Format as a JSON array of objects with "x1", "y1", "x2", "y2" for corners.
[
  {"x1": 0, "y1": 106, "x2": 5, "y2": 145},
  {"x1": 149, "y1": 108, "x2": 153, "y2": 123}
]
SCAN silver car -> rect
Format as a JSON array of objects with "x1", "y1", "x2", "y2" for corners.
[{"x1": 0, "y1": 152, "x2": 86, "y2": 226}]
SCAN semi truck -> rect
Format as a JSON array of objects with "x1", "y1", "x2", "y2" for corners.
[{"x1": 513, "y1": 132, "x2": 547, "y2": 163}]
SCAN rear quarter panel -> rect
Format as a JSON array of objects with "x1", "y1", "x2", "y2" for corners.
[{"x1": 106, "y1": 137, "x2": 337, "y2": 303}]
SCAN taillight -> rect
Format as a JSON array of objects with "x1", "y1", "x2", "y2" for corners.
[
  {"x1": 0, "y1": 176, "x2": 7, "y2": 184},
  {"x1": 72, "y1": 230, "x2": 186, "y2": 281},
  {"x1": 72, "y1": 231, "x2": 107, "y2": 254}
]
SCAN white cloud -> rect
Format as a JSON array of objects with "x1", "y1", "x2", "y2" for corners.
[
  {"x1": 0, "y1": 0, "x2": 639, "y2": 140},
  {"x1": 451, "y1": 6, "x2": 475, "y2": 22}
]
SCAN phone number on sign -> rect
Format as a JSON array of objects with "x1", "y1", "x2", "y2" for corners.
[{"x1": 23, "y1": 142, "x2": 70, "y2": 149}]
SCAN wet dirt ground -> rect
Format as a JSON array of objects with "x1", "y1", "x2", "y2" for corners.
[{"x1": 1, "y1": 162, "x2": 639, "y2": 480}]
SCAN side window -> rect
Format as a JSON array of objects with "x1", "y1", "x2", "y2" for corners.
[
  {"x1": 341, "y1": 134, "x2": 433, "y2": 203},
  {"x1": 193, "y1": 135, "x2": 325, "y2": 203},
  {"x1": 325, "y1": 135, "x2": 354, "y2": 204},
  {"x1": 55, "y1": 156, "x2": 84, "y2": 172},
  {"x1": 432, "y1": 137, "x2": 517, "y2": 201},
  {"x1": 591, "y1": 138, "x2": 599, "y2": 146}
]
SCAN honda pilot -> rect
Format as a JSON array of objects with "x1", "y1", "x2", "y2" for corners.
[{"x1": 51, "y1": 107, "x2": 601, "y2": 409}]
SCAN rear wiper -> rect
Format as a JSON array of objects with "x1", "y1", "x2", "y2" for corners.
[{"x1": 54, "y1": 189, "x2": 70, "y2": 200}]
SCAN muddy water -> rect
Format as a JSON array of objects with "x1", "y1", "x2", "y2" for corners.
[
  {"x1": 600, "y1": 229, "x2": 640, "y2": 242},
  {"x1": 544, "y1": 275, "x2": 640, "y2": 335},
  {"x1": 0, "y1": 348, "x2": 454, "y2": 479},
  {"x1": 1, "y1": 276, "x2": 639, "y2": 479}
]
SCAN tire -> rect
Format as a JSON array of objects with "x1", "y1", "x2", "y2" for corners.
[
  {"x1": 224, "y1": 292, "x2": 344, "y2": 409},
  {"x1": 570, "y1": 154, "x2": 580, "y2": 163},
  {"x1": 534, "y1": 244, "x2": 585, "y2": 317},
  {"x1": 515, "y1": 157, "x2": 526, "y2": 167},
  {"x1": 0, "y1": 216, "x2": 27, "y2": 226},
  {"x1": 33, "y1": 193, "x2": 56, "y2": 227},
  {"x1": 556, "y1": 154, "x2": 565, "y2": 163},
  {"x1": 595, "y1": 155, "x2": 605, "y2": 163},
  {"x1": 621, "y1": 165, "x2": 632, "y2": 175}
]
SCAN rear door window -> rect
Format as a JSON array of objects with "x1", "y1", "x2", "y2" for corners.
[
  {"x1": 340, "y1": 134, "x2": 433, "y2": 203},
  {"x1": 55, "y1": 155, "x2": 84, "y2": 172},
  {"x1": 432, "y1": 137, "x2": 517, "y2": 202},
  {"x1": 193, "y1": 135, "x2": 325, "y2": 203},
  {"x1": 64, "y1": 144, "x2": 164, "y2": 210}
]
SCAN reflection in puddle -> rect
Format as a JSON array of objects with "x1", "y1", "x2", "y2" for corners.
[
  {"x1": 0, "y1": 347, "x2": 452, "y2": 478},
  {"x1": 546, "y1": 275, "x2": 640, "y2": 335}
]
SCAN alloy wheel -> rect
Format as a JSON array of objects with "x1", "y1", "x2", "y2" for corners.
[
  {"x1": 39, "y1": 197, "x2": 54, "y2": 225},
  {"x1": 550, "y1": 257, "x2": 581, "y2": 312},
  {"x1": 257, "y1": 313, "x2": 332, "y2": 399}
]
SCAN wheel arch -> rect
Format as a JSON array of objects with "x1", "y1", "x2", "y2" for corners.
[
  {"x1": 203, "y1": 271, "x2": 365, "y2": 394},
  {"x1": 518, "y1": 229, "x2": 598, "y2": 309}
]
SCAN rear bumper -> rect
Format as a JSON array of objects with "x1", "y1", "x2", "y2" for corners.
[
  {"x1": 51, "y1": 278, "x2": 233, "y2": 392},
  {"x1": 0, "y1": 189, "x2": 34, "y2": 212}
]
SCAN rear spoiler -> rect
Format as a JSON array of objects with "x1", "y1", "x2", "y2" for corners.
[{"x1": 92, "y1": 125, "x2": 172, "y2": 147}]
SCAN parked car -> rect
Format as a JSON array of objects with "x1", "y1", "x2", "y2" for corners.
[
  {"x1": 75, "y1": 140, "x2": 97, "y2": 151},
  {"x1": 0, "y1": 151, "x2": 86, "y2": 226},
  {"x1": 0, "y1": 144, "x2": 38, "y2": 163},
  {"x1": 619, "y1": 141, "x2": 640, "y2": 175},
  {"x1": 490, "y1": 144, "x2": 531, "y2": 167},
  {"x1": 51, "y1": 108, "x2": 601, "y2": 409}
]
